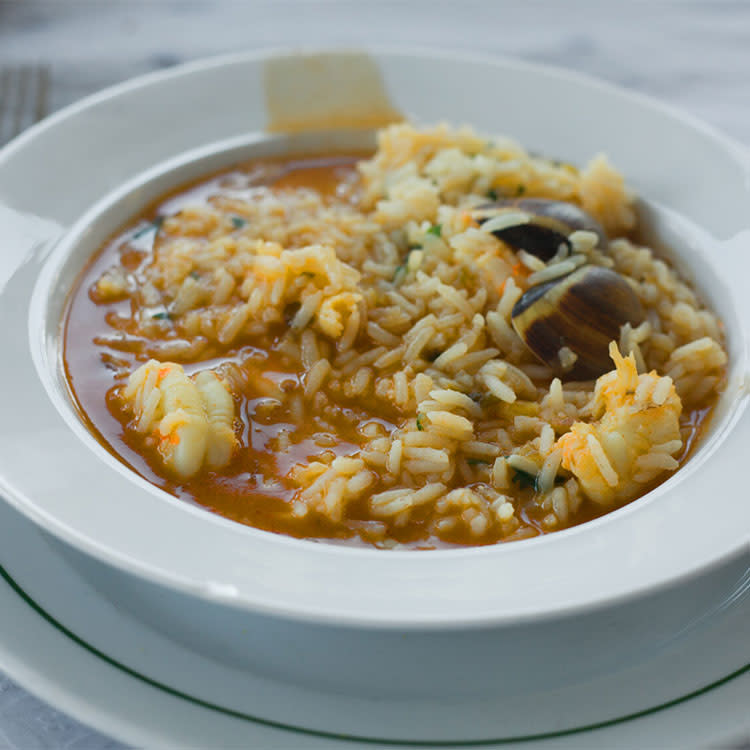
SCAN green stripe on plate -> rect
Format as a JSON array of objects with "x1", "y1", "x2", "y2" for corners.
[{"x1": 0, "y1": 562, "x2": 747, "y2": 746}]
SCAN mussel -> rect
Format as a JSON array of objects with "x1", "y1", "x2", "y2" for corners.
[
  {"x1": 474, "y1": 199, "x2": 608, "y2": 261},
  {"x1": 511, "y1": 264, "x2": 644, "y2": 379}
]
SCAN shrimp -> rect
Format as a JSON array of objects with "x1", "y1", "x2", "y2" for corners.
[
  {"x1": 555, "y1": 343, "x2": 682, "y2": 507},
  {"x1": 121, "y1": 360, "x2": 237, "y2": 479},
  {"x1": 193, "y1": 370, "x2": 237, "y2": 470},
  {"x1": 316, "y1": 291, "x2": 363, "y2": 339}
]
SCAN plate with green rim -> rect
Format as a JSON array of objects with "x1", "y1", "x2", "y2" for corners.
[
  {"x1": 0, "y1": 498, "x2": 748, "y2": 748},
  {"x1": 0, "y1": 47, "x2": 749, "y2": 745}
]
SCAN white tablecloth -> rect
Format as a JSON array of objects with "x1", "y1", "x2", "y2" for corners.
[{"x1": 0, "y1": 1, "x2": 748, "y2": 747}]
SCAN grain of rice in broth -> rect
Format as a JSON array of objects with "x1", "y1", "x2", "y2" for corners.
[{"x1": 69, "y1": 123, "x2": 727, "y2": 548}]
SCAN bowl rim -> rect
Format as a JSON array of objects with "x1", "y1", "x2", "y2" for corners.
[
  {"x1": 4, "y1": 44, "x2": 750, "y2": 170},
  {"x1": 2, "y1": 45, "x2": 749, "y2": 629}
]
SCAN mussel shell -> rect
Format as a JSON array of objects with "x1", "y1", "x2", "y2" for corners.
[
  {"x1": 511, "y1": 264, "x2": 644, "y2": 379},
  {"x1": 486, "y1": 222, "x2": 571, "y2": 262},
  {"x1": 506, "y1": 199, "x2": 608, "y2": 247},
  {"x1": 474, "y1": 199, "x2": 608, "y2": 261}
]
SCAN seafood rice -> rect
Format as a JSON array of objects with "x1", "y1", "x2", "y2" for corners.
[{"x1": 64, "y1": 123, "x2": 727, "y2": 548}]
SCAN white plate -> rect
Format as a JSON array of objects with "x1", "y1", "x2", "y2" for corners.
[
  {"x1": 0, "y1": 498, "x2": 748, "y2": 749},
  {"x1": 0, "y1": 47, "x2": 748, "y2": 743}
]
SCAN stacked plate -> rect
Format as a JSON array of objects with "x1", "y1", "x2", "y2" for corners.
[{"x1": 0, "y1": 49, "x2": 747, "y2": 747}]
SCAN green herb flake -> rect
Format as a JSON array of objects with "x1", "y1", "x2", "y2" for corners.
[
  {"x1": 426, "y1": 224, "x2": 442, "y2": 238},
  {"x1": 230, "y1": 216, "x2": 247, "y2": 229},
  {"x1": 151, "y1": 311, "x2": 171, "y2": 321},
  {"x1": 189, "y1": 270, "x2": 201, "y2": 280},
  {"x1": 301, "y1": 271, "x2": 315, "y2": 279},
  {"x1": 486, "y1": 188, "x2": 499, "y2": 201},
  {"x1": 511, "y1": 467, "x2": 538, "y2": 491},
  {"x1": 392, "y1": 264, "x2": 407, "y2": 285},
  {"x1": 132, "y1": 216, "x2": 164, "y2": 240},
  {"x1": 467, "y1": 458, "x2": 491, "y2": 466},
  {"x1": 393, "y1": 243, "x2": 424, "y2": 285},
  {"x1": 416, "y1": 413, "x2": 426, "y2": 431},
  {"x1": 516, "y1": 184, "x2": 526, "y2": 196}
]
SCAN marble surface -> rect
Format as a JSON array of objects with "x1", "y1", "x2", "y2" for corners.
[{"x1": 0, "y1": 1, "x2": 749, "y2": 747}]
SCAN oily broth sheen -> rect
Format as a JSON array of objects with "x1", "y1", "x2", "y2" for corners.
[{"x1": 63, "y1": 152, "x2": 714, "y2": 549}]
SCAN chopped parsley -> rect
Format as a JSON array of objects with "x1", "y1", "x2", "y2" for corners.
[
  {"x1": 132, "y1": 216, "x2": 164, "y2": 240},
  {"x1": 416, "y1": 412, "x2": 426, "y2": 431},
  {"x1": 486, "y1": 188, "x2": 499, "y2": 201},
  {"x1": 189, "y1": 270, "x2": 201, "y2": 280},
  {"x1": 511, "y1": 467, "x2": 538, "y2": 491},
  {"x1": 510, "y1": 467, "x2": 565, "y2": 492},
  {"x1": 426, "y1": 223, "x2": 442, "y2": 238},
  {"x1": 469, "y1": 392, "x2": 494, "y2": 409},
  {"x1": 151, "y1": 311, "x2": 171, "y2": 321},
  {"x1": 467, "y1": 458, "x2": 491, "y2": 466},
  {"x1": 230, "y1": 215, "x2": 247, "y2": 229},
  {"x1": 393, "y1": 244, "x2": 423, "y2": 285},
  {"x1": 516, "y1": 184, "x2": 526, "y2": 196}
]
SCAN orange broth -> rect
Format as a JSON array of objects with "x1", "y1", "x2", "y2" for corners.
[{"x1": 63, "y1": 153, "x2": 716, "y2": 549}]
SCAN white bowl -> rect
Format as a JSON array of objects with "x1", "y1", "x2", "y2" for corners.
[{"x1": 0, "y1": 49, "x2": 748, "y2": 741}]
